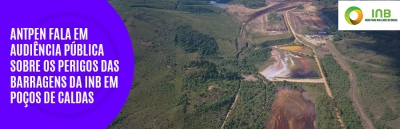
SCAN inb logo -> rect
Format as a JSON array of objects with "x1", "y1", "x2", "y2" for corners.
[
  {"x1": 365, "y1": 8, "x2": 397, "y2": 22},
  {"x1": 345, "y1": 6, "x2": 363, "y2": 25},
  {"x1": 372, "y1": 9, "x2": 391, "y2": 18}
]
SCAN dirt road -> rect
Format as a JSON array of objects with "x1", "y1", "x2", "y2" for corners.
[
  {"x1": 343, "y1": 56, "x2": 382, "y2": 68},
  {"x1": 153, "y1": 118, "x2": 158, "y2": 129},
  {"x1": 284, "y1": 11, "x2": 333, "y2": 98},
  {"x1": 221, "y1": 5, "x2": 351, "y2": 129},
  {"x1": 325, "y1": 42, "x2": 375, "y2": 129},
  {"x1": 221, "y1": 16, "x2": 248, "y2": 129},
  {"x1": 220, "y1": 89, "x2": 240, "y2": 129},
  {"x1": 284, "y1": 10, "x2": 345, "y2": 128},
  {"x1": 268, "y1": 78, "x2": 325, "y2": 83},
  {"x1": 221, "y1": 4, "x2": 291, "y2": 128}
]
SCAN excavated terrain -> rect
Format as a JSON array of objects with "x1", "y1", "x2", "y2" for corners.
[{"x1": 265, "y1": 88, "x2": 316, "y2": 129}]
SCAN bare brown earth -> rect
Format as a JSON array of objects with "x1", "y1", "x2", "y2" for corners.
[
  {"x1": 286, "y1": 4, "x2": 374, "y2": 129},
  {"x1": 297, "y1": 34, "x2": 324, "y2": 46},
  {"x1": 226, "y1": 2, "x2": 373, "y2": 128},
  {"x1": 245, "y1": 14, "x2": 288, "y2": 35},
  {"x1": 284, "y1": 10, "x2": 346, "y2": 128},
  {"x1": 226, "y1": 3, "x2": 280, "y2": 22},
  {"x1": 221, "y1": 2, "x2": 363, "y2": 129},
  {"x1": 265, "y1": 88, "x2": 316, "y2": 129},
  {"x1": 269, "y1": 78, "x2": 324, "y2": 83},
  {"x1": 207, "y1": 84, "x2": 220, "y2": 90},
  {"x1": 280, "y1": 9, "x2": 334, "y2": 99},
  {"x1": 226, "y1": 2, "x2": 303, "y2": 23},
  {"x1": 139, "y1": 41, "x2": 152, "y2": 47},
  {"x1": 242, "y1": 74, "x2": 258, "y2": 81},
  {"x1": 220, "y1": 88, "x2": 240, "y2": 129},
  {"x1": 220, "y1": 4, "x2": 297, "y2": 128}
]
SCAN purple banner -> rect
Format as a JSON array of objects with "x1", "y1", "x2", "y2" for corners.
[{"x1": 0, "y1": 0, "x2": 134, "y2": 128}]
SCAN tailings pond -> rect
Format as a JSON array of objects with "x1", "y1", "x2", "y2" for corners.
[
  {"x1": 260, "y1": 45, "x2": 319, "y2": 79},
  {"x1": 210, "y1": 1, "x2": 228, "y2": 9}
]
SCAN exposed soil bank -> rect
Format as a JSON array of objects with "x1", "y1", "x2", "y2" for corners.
[
  {"x1": 265, "y1": 88, "x2": 316, "y2": 129},
  {"x1": 259, "y1": 48, "x2": 318, "y2": 79}
]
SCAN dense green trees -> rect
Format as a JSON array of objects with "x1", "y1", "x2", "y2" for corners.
[
  {"x1": 241, "y1": 0, "x2": 266, "y2": 9},
  {"x1": 224, "y1": 81, "x2": 273, "y2": 129},
  {"x1": 121, "y1": 0, "x2": 223, "y2": 13},
  {"x1": 177, "y1": 5, "x2": 220, "y2": 13},
  {"x1": 260, "y1": 36, "x2": 295, "y2": 47},
  {"x1": 347, "y1": 56, "x2": 400, "y2": 129},
  {"x1": 178, "y1": 1, "x2": 209, "y2": 5},
  {"x1": 320, "y1": 8, "x2": 338, "y2": 28},
  {"x1": 219, "y1": 0, "x2": 266, "y2": 9},
  {"x1": 215, "y1": 0, "x2": 233, "y2": 3},
  {"x1": 175, "y1": 25, "x2": 219, "y2": 56},
  {"x1": 240, "y1": 46, "x2": 271, "y2": 73},
  {"x1": 328, "y1": 28, "x2": 400, "y2": 128},
  {"x1": 327, "y1": 28, "x2": 374, "y2": 42},
  {"x1": 297, "y1": 4, "x2": 304, "y2": 9},
  {"x1": 129, "y1": 4, "x2": 176, "y2": 10},
  {"x1": 315, "y1": 92, "x2": 341, "y2": 128},
  {"x1": 184, "y1": 60, "x2": 241, "y2": 83},
  {"x1": 316, "y1": 0, "x2": 338, "y2": 6},
  {"x1": 182, "y1": 77, "x2": 239, "y2": 129},
  {"x1": 321, "y1": 55, "x2": 363, "y2": 129}
]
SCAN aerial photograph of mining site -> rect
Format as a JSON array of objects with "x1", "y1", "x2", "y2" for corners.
[
  {"x1": 260, "y1": 45, "x2": 319, "y2": 79},
  {"x1": 108, "y1": 0, "x2": 400, "y2": 129}
]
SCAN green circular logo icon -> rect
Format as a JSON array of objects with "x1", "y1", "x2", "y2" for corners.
[{"x1": 345, "y1": 6, "x2": 363, "y2": 25}]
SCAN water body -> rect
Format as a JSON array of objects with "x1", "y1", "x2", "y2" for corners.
[
  {"x1": 210, "y1": 1, "x2": 229, "y2": 9},
  {"x1": 260, "y1": 50, "x2": 291, "y2": 78},
  {"x1": 260, "y1": 48, "x2": 319, "y2": 79}
]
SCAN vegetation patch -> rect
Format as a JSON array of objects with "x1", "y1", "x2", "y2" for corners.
[
  {"x1": 260, "y1": 36, "x2": 295, "y2": 47},
  {"x1": 332, "y1": 34, "x2": 400, "y2": 128},
  {"x1": 175, "y1": 25, "x2": 219, "y2": 56},
  {"x1": 230, "y1": 0, "x2": 266, "y2": 9},
  {"x1": 321, "y1": 55, "x2": 363, "y2": 129}
]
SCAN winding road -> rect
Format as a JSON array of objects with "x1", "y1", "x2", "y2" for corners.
[
  {"x1": 268, "y1": 78, "x2": 325, "y2": 83},
  {"x1": 220, "y1": 89, "x2": 240, "y2": 129},
  {"x1": 284, "y1": 8, "x2": 374, "y2": 129},
  {"x1": 221, "y1": 4, "x2": 373, "y2": 129},
  {"x1": 284, "y1": 10, "x2": 345, "y2": 128},
  {"x1": 283, "y1": 10, "x2": 333, "y2": 99},
  {"x1": 325, "y1": 42, "x2": 375, "y2": 129},
  {"x1": 343, "y1": 56, "x2": 382, "y2": 68}
]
